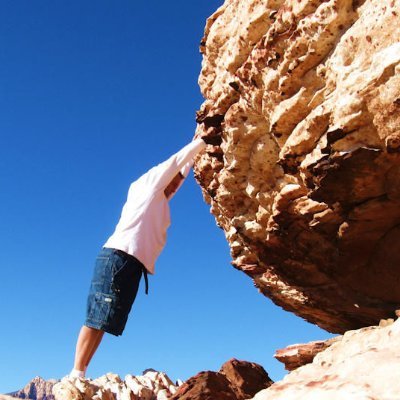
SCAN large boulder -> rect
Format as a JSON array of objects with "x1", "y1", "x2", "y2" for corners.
[
  {"x1": 220, "y1": 359, "x2": 274, "y2": 398},
  {"x1": 171, "y1": 359, "x2": 273, "y2": 400},
  {"x1": 195, "y1": 0, "x2": 400, "y2": 333},
  {"x1": 170, "y1": 371, "x2": 238, "y2": 400}
]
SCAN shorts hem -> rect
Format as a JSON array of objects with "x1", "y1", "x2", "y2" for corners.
[{"x1": 84, "y1": 320, "x2": 123, "y2": 337}]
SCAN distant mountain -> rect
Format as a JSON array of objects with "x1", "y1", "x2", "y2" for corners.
[{"x1": 7, "y1": 376, "x2": 57, "y2": 400}]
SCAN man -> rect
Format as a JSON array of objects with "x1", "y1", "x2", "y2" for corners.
[{"x1": 70, "y1": 138, "x2": 206, "y2": 378}]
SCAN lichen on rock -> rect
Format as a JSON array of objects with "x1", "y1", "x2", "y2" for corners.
[{"x1": 195, "y1": 0, "x2": 400, "y2": 333}]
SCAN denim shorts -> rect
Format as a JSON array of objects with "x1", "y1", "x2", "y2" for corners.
[{"x1": 85, "y1": 247, "x2": 144, "y2": 336}]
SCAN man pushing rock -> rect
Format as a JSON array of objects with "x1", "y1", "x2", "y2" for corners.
[{"x1": 69, "y1": 138, "x2": 206, "y2": 378}]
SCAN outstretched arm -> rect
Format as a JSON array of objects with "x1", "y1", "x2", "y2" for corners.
[{"x1": 143, "y1": 138, "x2": 206, "y2": 191}]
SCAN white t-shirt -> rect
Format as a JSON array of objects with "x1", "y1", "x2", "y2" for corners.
[{"x1": 103, "y1": 138, "x2": 206, "y2": 274}]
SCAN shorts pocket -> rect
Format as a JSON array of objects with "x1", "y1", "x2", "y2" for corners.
[
  {"x1": 88, "y1": 292, "x2": 117, "y2": 323},
  {"x1": 111, "y1": 251, "x2": 129, "y2": 277},
  {"x1": 111, "y1": 254, "x2": 129, "y2": 293},
  {"x1": 92, "y1": 256, "x2": 111, "y2": 285}
]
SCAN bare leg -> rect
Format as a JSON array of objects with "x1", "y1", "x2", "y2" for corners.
[
  {"x1": 84, "y1": 329, "x2": 104, "y2": 371},
  {"x1": 73, "y1": 325, "x2": 105, "y2": 372}
]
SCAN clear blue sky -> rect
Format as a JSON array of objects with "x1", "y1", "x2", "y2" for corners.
[{"x1": 0, "y1": 1, "x2": 333, "y2": 394}]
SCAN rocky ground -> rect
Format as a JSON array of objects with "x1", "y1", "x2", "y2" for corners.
[
  {"x1": 53, "y1": 369, "x2": 179, "y2": 400},
  {"x1": 5, "y1": 314, "x2": 400, "y2": 399},
  {"x1": 253, "y1": 316, "x2": 400, "y2": 399},
  {"x1": 48, "y1": 359, "x2": 272, "y2": 400}
]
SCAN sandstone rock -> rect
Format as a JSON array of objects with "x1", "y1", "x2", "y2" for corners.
[
  {"x1": 170, "y1": 371, "x2": 238, "y2": 400},
  {"x1": 156, "y1": 389, "x2": 169, "y2": 400},
  {"x1": 52, "y1": 378, "x2": 86, "y2": 400},
  {"x1": 195, "y1": 0, "x2": 400, "y2": 333},
  {"x1": 0, "y1": 396, "x2": 20, "y2": 400},
  {"x1": 52, "y1": 370, "x2": 178, "y2": 400},
  {"x1": 250, "y1": 317, "x2": 400, "y2": 399},
  {"x1": 220, "y1": 359, "x2": 274, "y2": 398},
  {"x1": 125, "y1": 375, "x2": 153, "y2": 399},
  {"x1": 274, "y1": 337, "x2": 340, "y2": 371},
  {"x1": 176, "y1": 379, "x2": 184, "y2": 387},
  {"x1": 9, "y1": 376, "x2": 57, "y2": 400},
  {"x1": 171, "y1": 359, "x2": 273, "y2": 400}
]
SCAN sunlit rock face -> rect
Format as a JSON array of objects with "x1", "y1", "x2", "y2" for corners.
[
  {"x1": 250, "y1": 316, "x2": 400, "y2": 399},
  {"x1": 195, "y1": 0, "x2": 400, "y2": 333},
  {"x1": 52, "y1": 370, "x2": 179, "y2": 400}
]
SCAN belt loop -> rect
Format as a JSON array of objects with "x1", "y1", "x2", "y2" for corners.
[{"x1": 142, "y1": 267, "x2": 149, "y2": 295}]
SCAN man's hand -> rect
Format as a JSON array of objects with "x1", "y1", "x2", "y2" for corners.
[{"x1": 193, "y1": 130, "x2": 210, "y2": 145}]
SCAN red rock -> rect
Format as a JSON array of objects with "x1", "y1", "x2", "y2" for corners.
[
  {"x1": 274, "y1": 338, "x2": 340, "y2": 371},
  {"x1": 170, "y1": 371, "x2": 238, "y2": 400},
  {"x1": 170, "y1": 359, "x2": 273, "y2": 400},
  {"x1": 220, "y1": 359, "x2": 273, "y2": 398}
]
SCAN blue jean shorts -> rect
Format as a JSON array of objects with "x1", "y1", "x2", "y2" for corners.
[{"x1": 85, "y1": 247, "x2": 144, "y2": 336}]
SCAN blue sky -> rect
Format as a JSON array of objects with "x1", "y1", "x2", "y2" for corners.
[{"x1": 0, "y1": 1, "x2": 333, "y2": 394}]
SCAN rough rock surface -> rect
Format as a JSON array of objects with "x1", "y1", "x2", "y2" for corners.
[
  {"x1": 52, "y1": 370, "x2": 179, "y2": 400},
  {"x1": 170, "y1": 371, "x2": 238, "y2": 400},
  {"x1": 195, "y1": 0, "x2": 400, "y2": 333},
  {"x1": 274, "y1": 336, "x2": 340, "y2": 371},
  {"x1": 8, "y1": 376, "x2": 56, "y2": 400},
  {"x1": 171, "y1": 359, "x2": 273, "y2": 400},
  {"x1": 220, "y1": 359, "x2": 274, "y2": 398},
  {"x1": 250, "y1": 316, "x2": 400, "y2": 399}
]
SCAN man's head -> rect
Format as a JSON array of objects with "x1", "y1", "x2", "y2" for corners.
[{"x1": 164, "y1": 172, "x2": 185, "y2": 199}]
